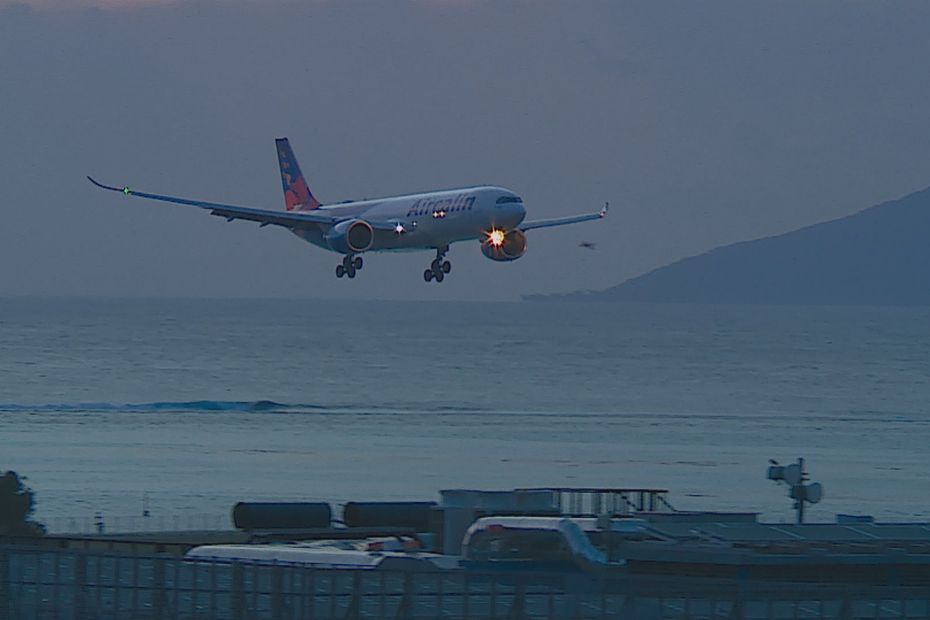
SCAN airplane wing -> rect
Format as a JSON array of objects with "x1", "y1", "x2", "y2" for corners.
[
  {"x1": 519, "y1": 203, "x2": 608, "y2": 232},
  {"x1": 87, "y1": 177, "x2": 340, "y2": 230}
]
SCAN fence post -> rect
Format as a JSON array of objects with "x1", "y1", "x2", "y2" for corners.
[
  {"x1": 344, "y1": 571, "x2": 361, "y2": 620},
  {"x1": 306, "y1": 568, "x2": 315, "y2": 620},
  {"x1": 73, "y1": 553, "x2": 87, "y2": 619},
  {"x1": 152, "y1": 558, "x2": 166, "y2": 620},
  {"x1": 508, "y1": 579, "x2": 526, "y2": 619},
  {"x1": 231, "y1": 562, "x2": 245, "y2": 620},
  {"x1": 0, "y1": 549, "x2": 10, "y2": 619},
  {"x1": 727, "y1": 578, "x2": 745, "y2": 620},
  {"x1": 463, "y1": 572, "x2": 471, "y2": 620},
  {"x1": 563, "y1": 575, "x2": 583, "y2": 620},
  {"x1": 271, "y1": 565, "x2": 284, "y2": 620},
  {"x1": 394, "y1": 572, "x2": 413, "y2": 620},
  {"x1": 837, "y1": 588, "x2": 854, "y2": 620}
]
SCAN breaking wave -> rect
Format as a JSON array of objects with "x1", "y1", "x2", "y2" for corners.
[
  {"x1": 0, "y1": 400, "x2": 313, "y2": 413},
  {"x1": 0, "y1": 400, "x2": 498, "y2": 415}
]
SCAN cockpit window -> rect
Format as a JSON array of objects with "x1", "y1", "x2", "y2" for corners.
[{"x1": 496, "y1": 195, "x2": 523, "y2": 204}]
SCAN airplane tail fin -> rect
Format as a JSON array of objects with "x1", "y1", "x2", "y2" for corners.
[{"x1": 275, "y1": 137, "x2": 321, "y2": 211}]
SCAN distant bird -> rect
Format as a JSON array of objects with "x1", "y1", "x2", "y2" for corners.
[{"x1": 579, "y1": 241, "x2": 597, "y2": 250}]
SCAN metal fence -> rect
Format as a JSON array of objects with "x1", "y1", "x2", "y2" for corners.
[
  {"x1": 3, "y1": 544, "x2": 930, "y2": 619},
  {"x1": 41, "y1": 514, "x2": 231, "y2": 535},
  {"x1": 516, "y1": 488, "x2": 676, "y2": 516}
]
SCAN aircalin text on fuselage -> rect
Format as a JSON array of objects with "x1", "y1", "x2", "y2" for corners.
[
  {"x1": 88, "y1": 137, "x2": 607, "y2": 284},
  {"x1": 406, "y1": 194, "x2": 477, "y2": 218}
]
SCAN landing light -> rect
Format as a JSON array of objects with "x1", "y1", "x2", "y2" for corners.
[
  {"x1": 394, "y1": 223, "x2": 405, "y2": 234},
  {"x1": 488, "y1": 229, "x2": 505, "y2": 247}
]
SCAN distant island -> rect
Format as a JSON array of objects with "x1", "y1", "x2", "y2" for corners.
[{"x1": 531, "y1": 186, "x2": 930, "y2": 305}]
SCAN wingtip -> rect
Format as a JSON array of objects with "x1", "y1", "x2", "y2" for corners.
[
  {"x1": 87, "y1": 176, "x2": 110, "y2": 190},
  {"x1": 87, "y1": 176, "x2": 129, "y2": 193}
]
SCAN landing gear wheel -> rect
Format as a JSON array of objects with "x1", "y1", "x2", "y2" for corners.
[
  {"x1": 347, "y1": 265, "x2": 357, "y2": 278},
  {"x1": 336, "y1": 264, "x2": 346, "y2": 278},
  {"x1": 353, "y1": 256, "x2": 363, "y2": 270},
  {"x1": 426, "y1": 246, "x2": 450, "y2": 283}
]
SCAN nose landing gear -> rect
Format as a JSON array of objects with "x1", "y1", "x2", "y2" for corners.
[
  {"x1": 423, "y1": 246, "x2": 451, "y2": 283},
  {"x1": 336, "y1": 254, "x2": 364, "y2": 279}
]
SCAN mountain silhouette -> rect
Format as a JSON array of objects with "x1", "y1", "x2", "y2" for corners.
[{"x1": 544, "y1": 186, "x2": 930, "y2": 305}]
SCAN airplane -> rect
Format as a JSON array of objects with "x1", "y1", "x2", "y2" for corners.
[{"x1": 88, "y1": 138, "x2": 608, "y2": 283}]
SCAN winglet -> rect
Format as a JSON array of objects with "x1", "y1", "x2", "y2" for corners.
[
  {"x1": 88, "y1": 176, "x2": 132, "y2": 195},
  {"x1": 600, "y1": 202, "x2": 609, "y2": 217}
]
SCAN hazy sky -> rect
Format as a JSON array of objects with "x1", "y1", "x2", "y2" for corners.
[{"x1": 2, "y1": 1, "x2": 929, "y2": 300}]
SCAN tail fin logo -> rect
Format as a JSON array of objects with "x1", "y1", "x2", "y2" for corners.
[{"x1": 276, "y1": 138, "x2": 321, "y2": 211}]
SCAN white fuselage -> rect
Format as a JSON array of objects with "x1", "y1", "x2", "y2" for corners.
[{"x1": 293, "y1": 186, "x2": 526, "y2": 253}]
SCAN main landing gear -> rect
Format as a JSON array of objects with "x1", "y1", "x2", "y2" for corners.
[
  {"x1": 423, "y1": 246, "x2": 452, "y2": 283},
  {"x1": 335, "y1": 254, "x2": 363, "y2": 279}
]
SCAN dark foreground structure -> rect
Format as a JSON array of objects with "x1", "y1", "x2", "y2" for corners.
[
  {"x1": 5, "y1": 544, "x2": 930, "y2": 619},
  {"x1": 5, "y1": 487, "x2": 930, "y2": 618}
]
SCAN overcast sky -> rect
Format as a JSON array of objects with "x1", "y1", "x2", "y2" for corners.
[{"x1": 2, "y1": 0, "x2": 929, "y2": 300}]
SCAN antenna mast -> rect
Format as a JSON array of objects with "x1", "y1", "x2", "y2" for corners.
[{"x1": 767, "y1": 457, "x2": 824, "y2": 524}]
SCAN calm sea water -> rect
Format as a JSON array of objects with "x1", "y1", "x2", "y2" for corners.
[{"x1": 1, "y1": 297, "x2": 929, "y2": 529}]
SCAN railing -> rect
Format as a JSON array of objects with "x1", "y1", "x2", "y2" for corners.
[
  {"x1": 2, "y1": 544, "x2": 929, "y2": 619},
  {"x1": 517, "y1": 488, "x2": 676, "y2": 516},
  {"x1": 41, "y1": 514, "x2": 231, "y2": 535}
]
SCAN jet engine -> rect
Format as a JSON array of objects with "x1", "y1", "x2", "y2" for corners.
[
  {"x1": 481, "y1": 229, "x2": 527, "y2": 262},
  {"x1": 325, "y1": 219, "x2": 374, "y2": 254}
]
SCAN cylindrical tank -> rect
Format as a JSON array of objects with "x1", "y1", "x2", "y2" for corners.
[
  {"x1": 343, "y1": 502, "x2": 436, "y2": 531},
  {"x1": 232, "y1": 502, "x2": 331, "y2": 530}
]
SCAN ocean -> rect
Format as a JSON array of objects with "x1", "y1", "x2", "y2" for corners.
[{"x1": 1, "y1": 297, "x2": 929, "y2": 530}]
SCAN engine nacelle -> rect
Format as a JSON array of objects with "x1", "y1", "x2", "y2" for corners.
[
  {"x1": 481, "y1": 229, "x2": 527, "y2": 262},
  {"x1": 325, "y1": 219, "x2": 374, "y2": 254}
]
